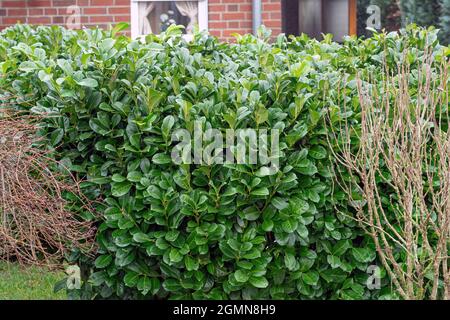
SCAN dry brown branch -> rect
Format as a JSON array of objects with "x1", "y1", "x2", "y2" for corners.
[
  {"x1": 328, "y1": 52, "x2": 450, "y2": 300},
  {"x1": 0, "y1": 109, "x2": 97, "y2": 268}
]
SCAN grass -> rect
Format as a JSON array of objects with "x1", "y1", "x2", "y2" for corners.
[{"x1": 0, "y1": 261, "x2": 66, "y2": 300}]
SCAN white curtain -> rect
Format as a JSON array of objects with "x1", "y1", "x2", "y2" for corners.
[
  {"x1": 138, "y1": 2, "x2": 155, "y2": 35},
  {"x1": 175, "y1": 1, "x2": 198, "y2": 34}
]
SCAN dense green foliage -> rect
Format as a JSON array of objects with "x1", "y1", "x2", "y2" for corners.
[
  {"x1": 440, "y1": 0, "x2": 450, "y2": 43},
  {"x1": 0, "y1": 24, "x2": 448, "y2": 300},
  {"x1": 357, "y1": 0, "x2": 449, "y2": 44},
  {"x1": 400, "y1": 0, "x2": 442, "y2": 27}
]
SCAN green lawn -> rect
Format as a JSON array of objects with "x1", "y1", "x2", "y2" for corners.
[{"x1": 0, "y1": 262, "x2": 66, "y2": 300}]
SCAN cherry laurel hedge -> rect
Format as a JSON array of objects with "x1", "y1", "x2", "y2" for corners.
[{"x1": 0, "y1": 24, "x2": 448, "y2": 300}]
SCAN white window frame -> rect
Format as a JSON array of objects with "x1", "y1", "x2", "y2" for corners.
[{"x1": 130, "y1": 0, "x2": 208, "y2": 39}]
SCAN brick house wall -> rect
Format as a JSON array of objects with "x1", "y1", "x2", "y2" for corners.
[
  {"x1": 208, "y1": 0, "x2": 281, "y2": 40},
  {"x1": 0, "y1": 0, "x2": 131, "y2": 31},
  {"x1": 0, "y1": 0, "x2": 282, "y2": 40}
]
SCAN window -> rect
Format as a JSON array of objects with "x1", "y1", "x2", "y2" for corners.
[
  {"x1": 283, "y1": 0, "x2": 448, "y2": 44},
  {"x1": 282, "y1": 0, "x2": 357, "y2": 41},
  {"x1": 299, "y1": 0, "x2": 349, "y2": 40},
  {"x1": 130, "y1": 0, "x2": 208, "y2": 38}
]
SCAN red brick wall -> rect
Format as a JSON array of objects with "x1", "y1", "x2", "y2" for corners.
[
  {"x1": 262, "y1": 0, "x2": 281, "y2": 36},
  {"x1": 0, "y1": 0, "x2": 282, "y2": 40},
  {"x1": 0, "y1": 0, "x2": 130, "y2": 31},
  {"x1": 209, "y1": 0, "x2": 281, "y2": 41}
]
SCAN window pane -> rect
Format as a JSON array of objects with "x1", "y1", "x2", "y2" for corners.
[
  {"x1": 298, "y1": 0, "x2": 323, "y2": 39},
  {"x1": 323, "y1": 0, "x2": 349, "y2": 40},
  {"x1": 298, "y1": 0, "x2": 349, "y2": 41},
  {"x1": 137, "y1": 1, "x2": 198, "y2": 35},
  {"x1": 357, "y1": 0, "x2": 449, "y2": 44}
]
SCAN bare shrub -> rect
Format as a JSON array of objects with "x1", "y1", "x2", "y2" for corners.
[
  {"x1": 329, "y1": 53, "x2": 449, "y2": 299},
  {"x1": 0, "y1": 109, "x2": 96, "y2": 267}
]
